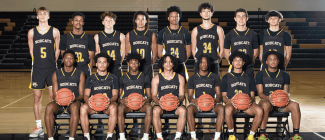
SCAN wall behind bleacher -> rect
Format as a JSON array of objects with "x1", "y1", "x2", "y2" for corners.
[{"x1": 1, "y1": 0, "x2": 325, "y2": 11}]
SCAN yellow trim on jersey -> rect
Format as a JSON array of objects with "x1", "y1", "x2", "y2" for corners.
[
  {"x1": 113, "y1": 30, "x2": 117, "y2": 37},
  {"x1": 167, "y1": 26, "x2": 182, "y2": 34},
  {"x1": 126, "y1": 73, "x2": 131, "y2": 79},
  {"x1": 265, "y1": 68, "x2": 281, "y2": 78},
  {"x1": 36, "y1": 26, "x2": 51, "y2": 34},
  {"x1": 161, "y1": 72, "x2": 176, "y2": 80},
  {"x1": 276, "y1": 69, "x2": 281, "y2": 78},
  {"x1": 245, "y1": 28, "x2": 250, "y2": 35},
  {"x1": 196, "y1": 73, "x2": 201, "y2": 77},
  {"x1": 207, "y1": 72, "x2": 212, "y2": 77},
  {"x1": 241, "y1": 71, "x2": 245, "y2": 76},
  {"x1": 267, "y1": 29, "x2": 270, "y2": 35},
  {"x1": 234, "y1": 28, "x2": 239, "y2": 35},
  {"x1": 101, "y1": 31, "x2": 107, "y2": 37},
  {"x1": 69, "y1": 32, "x2": 85, "y2": 39},
  {"x1": 276, "y1": 29, "x2": 283, "y2": 35},
  {"x1": 61, "y1": 68, "x2": 65, "y2": 76},
  {"x1": 229, "y1": 72, "x2": 235, "y2": 76},
  {"x1": 200, "y1": 24, "x2": 214, "y2": 29},
  {"x1": 144, "y1": 29, "x2": 148, "y2": 35},
  {"x1": 134, "y1": 29, "x2": 149, "y2": 35},
  {"x1": 203, "y1": 91, "x2": 206, "y2": 94},
  {"x1": 137, "y1": 72, "x2": 142, "y2": 79},
  {"x1": 61, "y1": 68, "x2": 76, "y2": 76},
  {"x1": 95, "y1": 72, "x2": 110, "y2": 80}
]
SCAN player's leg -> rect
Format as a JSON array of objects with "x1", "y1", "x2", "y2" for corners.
[
  {"x1": 283, "y1": 100, "x2": 302, "y2": 139},
  {"x1": 213, "y1": 104, "x2": 224, "y2": 140},
  {"x1": 44, "y1": 102, "x2": 59, "y2": 138},
  {"x1": 174, "y1": 106, "x2": 187, "y2": 139},
  {"x1": 186, "y1": 104, "x2": 198, "y2": 139},
  {"x1": 152, "y1": 106, "x2": 164, "y2": 139},
  {"x1": 69, "y1": 102, "x2": 81, "y2": 138},
  {"x1": 80, "y1": 103, "x2": 97, "y2": 140},
  {"x1": 103, "y1": 102, "x2": 118, "y2": 139},
  {"x1": 138, "y1": 103, "x2": 153, "y2": 139},
  {"x1": 224, "y1": 102, "x2": 238, "y2": 139},
  {"x1": 257, "y1": 99, "x2": 272, "y2": 138},
  {"x1": 46, "y1": 67, "x2": 56, "y2": 102},
  {"x1": 244, "y1": 103, "x2": 264, "y2": 140},
  {"x1": 117, "y1": 103, "x2": 132, "y2": 140}
]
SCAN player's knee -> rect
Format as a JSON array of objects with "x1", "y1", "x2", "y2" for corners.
[
  {"x1": 45, "y1": 104, "x2": 54, "y2": 114},
  {"x1": 290, "y1": 101, "x2": 300, "y2": 110},
  {"x1": 153, "y1": 106, "x2": 161, "y2": 116},
  {"x1": 178, "y1": 106, "x2": 186, "y2": 115},
  {"x1": 216, "y1": 105, "x2": 225, "y2": 115},
  {"x1": 118, "y1": 105, "x2": 125, "y2": 114},
  {"x1": 255, "y1": 106, "x2": 264, "y2": 117},
  {"x1": 260, "y1": 101, "x2": 271, "y2": 111},
  {"x1": 225, "y1": 105, "x2": 234, "y2": 116},
  {"x1": 80, "y1": 104, "x2": 88, "y2": 115},
  {"x1": 145, "y1": 105, "x2": 153, "y2": 115},
  {"x1": 186, "y1": 105, "x2": 194, "y2": 114}
]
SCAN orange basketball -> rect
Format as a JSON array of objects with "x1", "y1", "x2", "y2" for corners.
[
  {"x1": 198, "y1": 94, "x2": 214, "y2": 111},
  {"x1": 271, "y1": 89, "x2": 289, "y2": 107},
  {"x1": 126, "y1": 93, "x2": 144, "y2": 110},
  {"x1": 160, "y1": 94, "x2": 178, "y2": 111},
  {"x1": 233, "y1": 93, "x2": 251, "y2": 110},
  {"x1": 56, "y1": 88, "x2": 74, "y2": 106},
  {"x1": 90, "y1": 94, "x2": 109, "y2": 112}
]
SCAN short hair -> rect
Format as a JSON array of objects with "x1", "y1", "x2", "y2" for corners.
[
  {"x1": 133, "y1": 11, "x2": 149, "y2": 30},
  {"x1": 196, "y1": 54, "x2": 211, "y2": 71},
  {"x1": 126, "y1": 52, "x2": 142, "y2": 63},
  {"x1": 36, "y1": 7, "x2": 49, "y2": 15},
  {"x1": 166, "y1": 6, "x2": 182, "y2": 19},
  {"x1": 158, "y1": 55, "x2": 178, "y2": 72},
  {"x1": 72, "y1": 12, "x2": 85, "y2": 20},
  {"x1": 100, "y1": 11, "x2": 117, "y2": 21},
  {"x1": 235, "y1": 8, "x2": 248, "y2": 17},
  {"x1": 264, "y1": 51, "x2": 284, "y2": 68},
  {"x1": 198, "y1": 2, "x2": 214, "y2": 13},
  {"x1": 229, "y1": 50, "x2": 248, "y2": 70},
  {"x1": 62, "y1": 49, "x2": 77, "y2": 67},
  {"x1": 265, "y1": 10, "x2": 283, "y2": 21},
  {"x1": 94, "y1": 52, "x2": 111, "y2": 64}
]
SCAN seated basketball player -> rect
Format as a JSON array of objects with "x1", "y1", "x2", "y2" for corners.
[
  {"x1": 256, "y1": 51, "x2": 302, "y2": 140},
  {"x1": 80, "y1": 53, "x2": 119, "y2": 140},
  {"x1": 44, "y1": 49, "x2": 85, "y2": 140},
  {"x1": 151, "y1": 55, "x2": 186, "y2": 140},
  {"x1": 221, "y1": 51, "x2": 263, "y2": 140},
  {"x1": 117, "y1": 52, "x2": 152, "y2": 140}
]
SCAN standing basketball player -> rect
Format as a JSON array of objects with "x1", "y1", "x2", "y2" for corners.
[
  {"x1": 157, "y1": 6, "x2": 191, "y2": 81},
  {"x1": 45, "y1": 50, "x2": 85, "y2": 140},
  {"x1": 28, "y1": 7, "x2": 60, "y2": 137},
  {"x1": 256, "y1": 51, "x2": 302, "y2": 140},
  {"x1": 117, "y1": 52, "x2": 152, "y2": 140},
  {"x1": 187, "y1": 54, "x2": 224, "y2": 140},
  {"x1": 60, "y1": 12, "x2": 95, "y2": 79},
  {"x1": 95, "y1": 11, "x2": 125, "y2": 79},
  {"x1": 191, "y1": 2, "x2": 224, "y2": 75},
  {"x1": 259, "y1": 10, "x2": 292, "y2": 71},
  {"x1": 80, "y1": 53, "x2": 119, "y2": 140},
  {"x1": 224, "y1": 8, "x2": 258, "y2": 77},
  {"x1": 126, "y1": 11, "x2": 157, "y2": 79},
  {"x1": 221, "y1": 51, "x2": 263, "y2": 140}
]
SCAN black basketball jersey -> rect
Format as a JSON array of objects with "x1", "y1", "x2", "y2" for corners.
[
  {"x1": 33, "y1": 26, "x2": 56, "y2": 68},
  {"x1": 262, "y1": 29, "x2": 285, "y2": 62},
  {"x1": 129, "y1": 29, "x2": 152, "y2": 65},
  {"x1": 66, "y1": 32, "x2": 90, "y2": 65},
  {"x1": 90, "y1": 73, "x2": 114, "y2": 98},
  {"x1": 193, "y1": 72, "x2": 218, "y2": 99},
  {"x1": 158, "y1": 73, "x2": 179, "y2": 99},
  {"x1": 121, "y1": 72, "x2": 146, "y2": 99},
  {"x1": 162, "y1": 26, "x2": 187, "y2": 63},
  {"x1": 230, "y1": 28, "x2": 255, "y2": 65},
  {"x1": 98, "y1": 30, "x2": 121, "y2": 66},
  {"x1": 196, "y1": 24, "x2": 219, "y2": 61},
  {"x1": 56, "y1": 68, "x2": 81, "y2": 97},
  {"x1": 226, "y1": 72, "x2": 251, "y2": 99},
  {"x1": 262, "y1": 68, "x2": 284, "y2": 96}
]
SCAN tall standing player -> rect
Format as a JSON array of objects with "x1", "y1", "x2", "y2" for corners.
[
  {"x1": 28, "y1": 7, "x2": 60, "y2": 137},
  {"x1": 191, "y1": 2, "x2": 224, "y2": 75},
  {"x1": 95, "y1": 11, "x2": 125, "y2": 79},
  {"x1": 157, "y1": 6, "x2": 191, "y2": 81},
  {"x1": 45, "y1": 50, "x2": 85, "y2": 140},
  {"x1": 151, "y1": 55, "x2": 186, "y2": 140},
  {"x1": 60, "y1": 12, "x2": 95, "y2": 78}
]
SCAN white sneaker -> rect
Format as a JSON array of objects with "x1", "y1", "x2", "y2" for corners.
[
  {"x1": 29, "y1": 127, "x2": 44, "y2": 137},
  {"x1": 141, "y1": 138, "x2": 149, "y2": 140}
]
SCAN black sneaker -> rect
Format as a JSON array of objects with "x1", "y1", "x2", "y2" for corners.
[
  {"x1": 94, "y1": 123, "x2": 104, "y2": 140},
  {"x1": 106, "y1": 137, "x2": 113, "y2": 140},
  {"x1": 84, "y1": 137, "x2": 90, "y2": 140}
]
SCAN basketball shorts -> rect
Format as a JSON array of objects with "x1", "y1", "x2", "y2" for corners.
[
  {"x1": 29, "y1": 67, "x2": 56, "y2": 90},
  {"x1": 56, "y1": 101, "x2": 82, "y2": 114},
  {"x1": 195, "y1": 61, "x2": 219, "y2": 75},
  {"x1": 140, "y1": 64, "x2": 154, "y2": 80},
  {"x1": 108, "y1": 65, "x2": 122, "y2": 79},
  {"x1": 188, "y1": 103, "x2": 215, "y2": 113},
  {"x1": 175, "y1": 63, "x2": 189, "y2": 82},
  {"x1": 77, "y1": 64, "x2": 91, "y2": 79}
]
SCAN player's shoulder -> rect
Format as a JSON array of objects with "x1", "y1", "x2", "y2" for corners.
[
  {"x1": 52, "y1": 27, "x2": 59, "y2": 32},
  {"x1": 258, "y1": 29, "x2": 265, "y2": 35},
  {"x1": 209, "y1": 72, "x2": 220, "y2": 78},
  {"x1": 152, "y1": 74, "x2": 159, "y2": 82},
  {"x1": 221, "y1": 73, "x2": 228, "y2": 79},
  {"x1": 256, "y1": 71, "x2": 263, "y2": 77},
  {"x1": 281, "y1": 70, "x2": 290, "y2": 77}
]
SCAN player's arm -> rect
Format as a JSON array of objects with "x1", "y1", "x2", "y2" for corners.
[
  {"x1": 151, "y1": 33, "x2": 158, "y2": 64},
  {"x1": 51, "y1": 72, "x2": 58, "y2": 101},
  {"x1": 94, "y1": 34, "x2": 100, "y2": 55},
  {"x1": 284, "y1": 84, "x2": 290, "y2": 94},
  {"x1": 185, "y1": 44, "x2": 191, "y2": 61},
  {"x1": 120, "y1": 33, "x2": 126, "y2": 64},
  {"x1": 222, "y1": 92, "x2": 230, "y2": 103},
  {"x1": 224, "y1": 49, "x2": 230, "y2": 61},
  {"x1": 285, "y1": 46, "x2": 292, "y2": 68},
  {"x1": 187, "y1": 89, "x2": 195, "y2": 104},
  {"x1": 111, "y1": 89, "x2": 119, "y2": 103},
  {"x1": 151, "y1": 75, "x2": 159, "y2": 104},
  {"x1": 215, "y1": 86, "x2": 221, "y2": 103},
  {"x1": 53, "y1": 27, "x2": 61, "y2": 61},
  {"x1": 250, "y1": 91, "x2": 256, "y2": 103},
  {"x1": 145, "y1": 88, "x2": 151, "y2": 103},
  {"x1": 253, "y1": 48, "x2": 258, "y2": 61},
  {"x1": 178, "y1": 74, "x2": 185, "y2": 105},
  {"x1": 84, "y1": 89, "x2": 91, "y2": 104},
  {"x1": 157, "y1": 30, "x2": 164, "y2": 59},
  {"x1": 157, "y1": 44, "x2": 164, "y2": 59},
  {"x1": 125, "y1": 32, "x2": 131, "y2": 56},
  {"x1": 111, "y1": 76, "x2": 120, "y2": 103},
  {"x1": 76, "y1": 72, "x2": 85, "y2": 102},
  {"x1": 259, "y1": 45, "x2": 263, "y2": 63},
  {"x1": 256, "y1": 84, "x2": 268, "y2": 100},
  {"x1": 191, "y1": 27, "x2": 198, "y2": 59},
  {"x1": 28, "y1": 29, "x2": 34, "y2": 58},
  {"x1": 88, "y1": 51, "x2": 94, "y2": 70},
  {"x1": 217, "y1": 26, "x2": 225, "y2": 63}
]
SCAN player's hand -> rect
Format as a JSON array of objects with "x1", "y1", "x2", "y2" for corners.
[
  {"x1": 191, "y1": 99, "x2": 198, "y2": 106},
  {"x1": 268, "y1": 94, "x2": 275, "y2": 106},
  {"x1": 88, "y1": 96, "x2": 93, "y2": 109},
  {"x1": 68, "y1": 94, "x2": 75, "y2": 106},
  {"x1": 177, "y1": 99, "x2": 181, "y2": 106},
  {"x1": 230, "y1": 97, "x2": 237, "y2": 109},
  {"x1": 142, "y1": 97, "x2": 146, "y2": 107},
  {"x1": 55, "y1": 100, "x2": 61, "y2": 106},
  {"x1": 121, "y1": 97, "x2": 128, "y2": 106},
  {"x1": 106, "y1": 97, "x2": 110, "y2": 109},
  {"x1": 159, "y1": 99, "x2": 163, "y2": 109}
]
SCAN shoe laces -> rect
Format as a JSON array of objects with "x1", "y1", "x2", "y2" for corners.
[
  {"x1": 290, "y1": 135, "x2": 302, "y2": 140},
  {"x1": 32, "y1": 127, "x2": 40, "y2": 133},
  {"x1": 256, "y1": 134, "x2": 269, "y2": 140},
  {"x1": 247, "y1": 135, "x2": 256, "y2": 140}
]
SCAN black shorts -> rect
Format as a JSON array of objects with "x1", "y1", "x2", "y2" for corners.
[
  {"x1": 195, "y1": 62, "x2": 219, "y2": 75},
  {"x1": 175, "y1": 63, "x2": 189, "y2": 82},
  {"x1": 29, "y1": 67, "x2": 56, "y2": 89},
  {"x1": 108, "y1": 65, "x2": 122, "y2": 79},
  {"x1": 140, "y1": 64, "x2": 154, "y2": 80},
  {"x1": 77, "y1": 64, "x2": 91, "y2": 79},
  {"x1": 271, "y1": 106, "x2": 285, "y2": 112},
  {"x1": 58, "y1": 106, "x2": 71, "y2": 114}
]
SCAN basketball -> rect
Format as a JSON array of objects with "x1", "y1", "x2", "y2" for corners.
[
  {"x1": 233, "y1": 93, "x2": 251, "y2": 110},
  {"x1": 90, "y1": 94, "x2": 109, "y2": 112},
  {"x1": 160, "y1": 94, "x2": 178, "y2": 111},
  {"x1": 198, "y1": 94, "x2": 214, "y2": 111},
  {"x1": 56, "y1": 88, "x2": 74, "y2": 106},
  {"x1": 271, "y1": 89, "x2": 289, "y2": 107},
  {"x1": 126, "y1": 93, "x2": 144, "y2": 110}
]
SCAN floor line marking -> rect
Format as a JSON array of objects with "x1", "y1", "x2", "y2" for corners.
[
  {"x1": 1, "y1": 93, "x2": 33, "y2": 108},
  {"x1": 301, "y1": 124, "x2": 325, "y2": 139}
]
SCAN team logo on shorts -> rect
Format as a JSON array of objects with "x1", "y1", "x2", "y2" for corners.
[{"x1": 32, "y1": 82, "x2": 38, "y2": 87}]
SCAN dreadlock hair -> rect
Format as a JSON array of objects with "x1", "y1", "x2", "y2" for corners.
[
  {"x1": 72, "y1": 12, "x2": 85, "y2": 21},
  {"x1": 94, "y1": 52, "x2": 111, "y2": 64},
  {"x1": 198, "y1": 2, "x2": 214, "y2": 13},
  {"x1": 196, "y1": 54, "x2": 211, "y2": 71},
  {"x1": 126, "y1": 52, "x2": 142, "y2": 63},
  {"x1": 62, "y1": 49, "x2": 78, "y2": 67},
  {"x1": 133, "y1": 11, "x2": 149, "y2": 30},
  {"x1": 158, "y1": 55, "x2": 178, "y2": 72},
  {"x1": 265, "y1": 10, "x2": 283, "y2": 21},
  {"x1": 166, "y1": 6, "x2": 182, "y2": 19},
  {"x1": 264, "y1": 51, "x2": 284, "y2": 68},
  {"x1": 229, "y1": 50, "x2": 248, "y2": 70}
]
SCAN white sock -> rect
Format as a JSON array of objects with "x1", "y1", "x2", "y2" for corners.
[
  {"x1": 107, "y1": 132, "x2": 113, "y2": 138},
  {"x1": 214, "y1": 132, "x2": 221, "y2": 140},
  {"x1": 36, "y1": 120, "x2": 42, "y2": 128},
  {"x1": 119, "y1": 133, "x2": 125, "y2": 139},
  {"x1": 175, "y1": 132, "x2": 182, "y2": 139},
  {"x1": 229, "y1": 128, "x2": 234, "y2": 133},
  {"x1": 84, "y1": 133, "x2": 90, "y2": 139},
  {"x1": 156, "y1": 132, "x2": 163, "y2": 139},
  {"x1": 190, "y1": 131, "x2": 196, "y2": 139},
  {"x1": 48, "y1": 137, "x2": 54, "y2": 140},
  {"x1": 69, "y1": 137, "x2": 74, "y2": 140},
  {"x1": 250, "y1": 130, "x2": 255, "y2": 136},
  {"x1": 142, "y1": 133, "x2": 149, "y2": 139}
]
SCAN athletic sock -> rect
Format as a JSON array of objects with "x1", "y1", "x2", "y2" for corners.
[
  {"x1": 48, "y1": 137, "x2": 54, "y2": 140},
  {"x1": 175, "y1": 132, "x2": 182, "y2": 139},
  {"x1": 190, "y1": 131, "x2": 196, "y2": 139},
  {"x1": 84, "y1": 133, "x2": 90, "y2": 140},
  {"x1": 214, "y1": 132, "x2": 221, "y2": 140},
  {"x1": 293, "y1": 128, "x2": 300, "y2": 135},
  {"x1": 68, "y1": 137, "x2": 74, "y2": 140},
  {"x1": 229, "y1": 128, "x2": 234, "y2": 135},
  {"x1": 250, "y1": 130, "x2": 255, "y2": 136},
  {"x1": 119, "y1": 133, "x2": 126, "y2": 140},
  {"x1": 36, "y1": 120, "x2": 42, "y2": 128},
  {"x1": 259, "y1": 129, "x2": 266, "y2": 135},
  {"x1": 143, "y1": 133, "x2": 149, "y2": 139},
  {"x1": 156, "y1": 132, "x2": 163, "y2": 139},
  {"x1": 107, "y1": 132, "x2": 113, "y2": 138}
]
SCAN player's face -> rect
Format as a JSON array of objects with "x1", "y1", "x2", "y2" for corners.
[
  {"x1": 102, "y1": 16, "x2": 115, "y2": 29},
  {"x1": 234, "y1": 12, "x2": 248, "y2": 26},
  {"x1": 135, "y1": 15, "x2": 147, "y2": 28},
  {"x1": 232, "y1": 57, "x2": 245, "y2": 69},
  {"x1": 63, "y1": 53, "x2": 75, "y2": 67},
  {"x1": 127, "y1": 59, "x2": 140, "y2": 72},
  {"x1": 37, "y1": 10, "x2": 49, "y2": 22},
  {"x1": 168, "y1": 12, "x2": 180, "y2": 25},
  {"x1": 266, "y1": 54, "x2": 279, "y2": 69},
  {"x1": 267, "y1": 16, "x2": 281, "y2": 26},
  {"x1": 72, "y1": 15, "x2": 84, "y2": 29},
  {"x1": 163, "y1": 56, "x2": 174, "y2": 71},
  {"x1": 200, "y1": 8, "x2": 213, "y2": 20},
  {"x1": 96, "y1": 57, "x2": 108, "y2": 72},
  {"x1": 199, "y1": 57, "x2": 208, "y2": 71}
]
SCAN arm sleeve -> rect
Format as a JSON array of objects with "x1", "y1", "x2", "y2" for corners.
[
  {"x1": 252, "y1": 32, "x2": 259, "y2": 49},
  {"x1": 221, "y1": 75, "x2": 228, "y2": 92},
  {"x1": 224, "y1": 32, "x2": 232, "y2": 49},
  {"x1": 88, "y1": 36, "x2": 95, "y2": 51},
  {"x1": 258, "y1": 31, "x2": 264, "y2": 45},
  {"x1": 144, "y1": 75, "x2": 151, "y2": 88},
  {"x1": 184, "y1": 29, "x2": 191, "y2": 45},
  {"x1": 59, "y1": 34, "x2": 67, "y2": 50},
  {"x1": 112, "y1": 75, "x2": 119, "y2": 89},
  {"x1": 85, "y1": 76, "x2": 92, "y2": 89},
  {"x1": 255, "y1": 71, "x2": 263, "y2": 85},
  {"x1": 249, "y1": 75, "x2": 257, "y2": 91},
  {"x1": 157, "y1": 29, "x2": 164, "y2": 45},
  {"x1": 283, "y1": 72, "x2": 290, "y2": 85},
  {"x1": 119, "y1": 76, "x2": 124, "y2": 89},
  {"x1": 214, "y1": 74, "x2": 221, "y2": 87},
  {"x1": 284, "y1": 32, "x2": 292, "y2": 46},
  {"x1": 187, "y1": 76, "x2": 194, "y2": 89}
]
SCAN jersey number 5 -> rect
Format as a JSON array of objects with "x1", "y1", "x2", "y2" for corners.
[
  {"x1": 107, "y1": 50, "x2": 116, "y2": 61},
  {"x1": 203, "y1": 42, "x2": 212, "y2": 53},
  {"x1": 137, "y1": 48, "x2": 145, "y2": 59},
  {"x1": 170, "y1": 48, "x2": 179, "y2": 58},
  {"x1": 40, "y1": 47, "x2": 46, "y2": 58},
  {"x1": 75, "y1": 52, "x2": 84, "y2": 62}
]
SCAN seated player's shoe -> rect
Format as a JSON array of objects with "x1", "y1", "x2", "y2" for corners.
[
  {"x1": 162, "y1": 125, "x2": 170, "y2": 136},
  {"x1": 118, "y1": 138, "x2": 127, "y2": 140},
  {"x1": 157, "y1": 138, "x2": 163, "y2": 140},
  {"x1": 174, "y1": 138, "x2": 180, "y2": 140},
  {"x1": 141, "y1": 138, "x2": 149, "y2": 140},
  {"x1": 244, "y1": 124, "x2": 250, "y2": 134},
  {"x1": 106, "y1": 137, "x2": 113, "y2": 140},
  {"x1": 256, "y1": 134, "x2": 269, "y2": 140},
  {"x1": 65, "y1": 128, "x2": 70, "y2": 139},
  {"x1": 83, "y1": 137, "x2": 90, "y2": 140},
  {"x1": 245, "y1": 135, "x2": 256, "y2": 140},
  {"x1": 289, "y1": 134, "x2": 303, "y2": 140},
  {"x1": 94, "y1": 123, "x2": 104, "y2": 140},
  {"x1": 276, "y1": 124, "x2": 285, "y2": 136},
  {"x1": 29, "y1": 127, "x2": 44, "y2": 137},
  {"x1": 196, "y1": 124, "x2": 203, "y2": 133},
  {"x1": 130, "y1": 125, "x2": 141, "y2": 135},
  {"x1": 229, "y1": 135, "x2": 238, "y2": 140}
]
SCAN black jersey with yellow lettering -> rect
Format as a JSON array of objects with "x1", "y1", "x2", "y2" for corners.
[
  {"x1": 66, "y1": 32, "x2": 90, "y2": 65},
  {"x1": 193, "y1": 72, "x2": 217, "y2": 99},
  {"x1": 196, "y1": 25, "x2": 219, "y2": 61},
  {"x1": 90, "y1": 73, "x2": 114, "y2": 98},
  {"x1": 262, "y1": 68, "x2": 284, "y2": 96},
  {"x1": 230, "y1": 28, "x2": 254, "y2": 63},
  {"x1": 98, "y1": 30, "x2": 121, "y2": 66},
  {"x1": 226, "y1": 72, "x2": 250, "y2": 99},
  {"x1": 121, "y1": 72, "x2": 146, "y2": 98},
  {"x1": 129, "y1": 29, "x2": 152, "y2": 65},
  {"x1": 158, "y1": 73, "x2": 179, "y2": 99},
  {"x1": 33, "y1": 26, "x2": 56, "y2": 68},
  {"x1": 162, "y1": 26, "x2": 187, "y2": 63},
  {"x1": 262, "y1": 29, "x2": 285, "y2": 62},
  {"x1": 56, "y1": 68, "x2": 81, "y2": 97}
]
